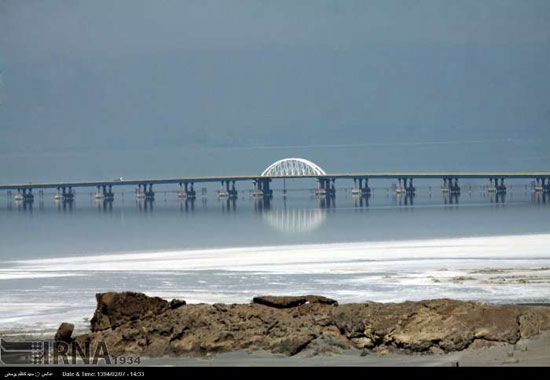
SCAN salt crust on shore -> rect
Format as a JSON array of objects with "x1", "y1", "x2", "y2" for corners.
[
  {"x1": 1, "y1": 233, "x2": 550, "y2": 334},
  {"x1": 3, "y1": 233, "x2": 550, "y2": 275}
]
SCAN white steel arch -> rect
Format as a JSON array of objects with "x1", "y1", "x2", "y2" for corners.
[{"x1": 261, "y1": 158, "x2": 326, "y2": 177}]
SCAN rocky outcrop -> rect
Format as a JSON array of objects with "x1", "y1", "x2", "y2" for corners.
[
  {"x1": 90, "y1": 292, "x2": 177, "y2": 331},
  {"x1": 252, "y1": 295, "x2": 338, "y2": 308},
  {"x1": 78, "y1": 292, "x2": 550, "y2": 358},
  {"x1": 54, "y1": 322, "x2": 74, "y2": 343}
]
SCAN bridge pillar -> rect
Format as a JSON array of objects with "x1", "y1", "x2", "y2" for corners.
[
  {"x1": 352, "y1": 178, "x2": 370, "y2": 197},
  {"x1": 534, "y1": 178, "x2": 542, "y2": 192},
  {"x1": 97, "y1": 185, "x2": 111, "y2": 200},
  {"x1": 442, "y1": 177, "x2": 455, "y2": 193},
  {"x1": 262, "y1": 179, "x2": 272, "y2": 197},
  {"x1": 395, "y1": 178, "x2": 405, "y2": 194},
  {"x1": 363, "y1": 178, "x2": 371, "y2": 195},
  {"x1": 229, "y1": 180, "x2": 237, "y2": 198},
  {"x1": 66, "y1": 186, "x2": 75, "y2": 201},
  {"x1": 451, "y1": 177, "x2": 460, "y2": 194},
  {"x1": 407, "y1": 178, "x2": 415, "y2": 194},
  {"x1": 96, "y1": 185, "x2": 114, "y2": 201},
  {"x1": 95, "y1": 185, "x2": 104, "y2": 199},
  {"x1": 56, "y1": 186, "x2": 75, "y2": 202},
  {"x1": 13, "y1": 188, "x2": 32, "y2": 209},
  {"x1": 145, "y1": 184, "x2": 154, "y2": 200},
  {"x1": 55, "y1": 187, "x2": 63, "y2": 200},
  {"x1": 534, "y1": 177, "x2": 549, "y2": 192},
  {"x1": 135, "y1": 184, "x2": 151, "y2": 200},
  {"x1": 217, "y1": 181, "x2": 229, "y2": 198},
  {"x1": 252, "y1": 179, "x2": 261, "y2": 197},
  {"x1": 397, "y1": 177, "x2": 414, "y2": 195},
  {"x1": 329, "y1": 179, "x2": 336, "y2": 197},
  {"x1": 442, "y1": 178, "x2": 460, "y2": 204},
  {"x1": 14, "y1": 188, "x2": 21, "y2": 201},
  {"x1": 178, "y1": 182, "x2": 196, "y2": 199},
  {"x1": 253, "y1": 179, "x2": 272, "y2": 198},
  {"x1": 135, "y1": 184, "x2": 143, "y2": 199},
  {"x1": 488, "y1": 178, "x2": 497, "y2": 193},
  {"x1": 488, "y1": 177, "x2": 506, "y2": 194},
  {"x1": 217, "y1": 180, "x2": 236, "y2": 198},
  {"x1": 315, "y1": 178, "x2": 334, "y2": 197},
  {"x1": 25, "y1": 188, "x2": 34, "y2": 202},
  {"x1": 14, "y1": 188, "x2": 33, "y2": 203},
  {"x1": 497, "y1": 178, "x2": 506, "y2": 194}
]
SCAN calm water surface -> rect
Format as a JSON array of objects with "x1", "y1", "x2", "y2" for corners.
[
  {"x1": 0, "y1": 187, "x2": 549, "y2": 260},
  {"x1": 1, "y1": 141, "x2": 550, "y2": 332}
]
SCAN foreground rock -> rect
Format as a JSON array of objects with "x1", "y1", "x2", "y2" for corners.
[
  {"x1": 54, "y1": 322, "x2": 74, "y2": 343},
  {"x1": 77, "y1": 292, "x2": 550, "y2": 358},
  {"x1": 252, "y1": 295, "x2": 338, "y2": 308},
  {"x1": 90, "y1": 292, "x2": 185, "y2": 331}
]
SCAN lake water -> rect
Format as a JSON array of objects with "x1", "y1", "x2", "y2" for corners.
[
  {"x1": 1, "y1": 140, "x2": 550, "y2": 334},
  {"x1": 1, "y1": 187, "x2": 550, "y2": 334}
]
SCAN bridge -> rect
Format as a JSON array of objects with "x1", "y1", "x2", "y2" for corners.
[{"x1": 2, "y1": 157, "x2": 550, "y2": 203}]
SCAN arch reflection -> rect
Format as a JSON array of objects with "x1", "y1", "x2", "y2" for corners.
[{"x1": 263, "y1": 208, "x2": 326, "y2": 233}]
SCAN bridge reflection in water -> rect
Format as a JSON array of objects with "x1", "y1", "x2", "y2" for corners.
[
  {"x1": 263, "y1": 208, "x2": 327, "y2": 233},
  {"x1": 9, "y1": 184, "x2": 550, "y2": 214},
  {"x1": 4, "y1": 157, "x2": 550, "y2": 208}
]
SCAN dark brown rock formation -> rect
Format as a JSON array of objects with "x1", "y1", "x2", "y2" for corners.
[
  {"x1": 252, "y1": 295, "x2": 338, "y2": 308},
  {"x1": 80, "y1": 292, "x2": 550, "y2": 358},
  {"x1": 90, "y1": 292, "x2": 171, "y2": 331},
  {"x1": 169, "y1": 299, "x2": 187, "y2": 309},
  {"x1": 304, "y1": 295, "x2": 339, "y2": 306},
  {"x1": 54, "y1": 322, "x2": 74, "y2": 343}
]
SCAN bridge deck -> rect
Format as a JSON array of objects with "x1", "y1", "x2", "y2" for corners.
[{"x1": 1, "y1": 172, "x2": 550, "y2": 190}]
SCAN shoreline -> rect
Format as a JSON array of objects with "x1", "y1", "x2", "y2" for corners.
[
  {"x1": 4, "y1": 231, "x2": 550, "y2": 262},
  {"x1": 3, "y1": 299, "x2": 550, "y2": 341},
  {"x1": 6, "y1": 232, "x2": 550, "y2": 269},
  {"x1": 2, "y1": 293, "x2": 550, "y2": 366},
  {"x1": 2, "y1": 233, "x2": 550, "y2": 335},
  {"x1": 5, "y1": 292, "x2": 550, "y2": 366}
]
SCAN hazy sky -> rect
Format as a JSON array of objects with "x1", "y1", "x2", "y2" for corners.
[{"x1": 1, "y1": 0, "x2": 549, "y2": 154}]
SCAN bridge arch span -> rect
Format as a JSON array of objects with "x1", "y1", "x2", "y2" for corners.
[{"x1": 261, "y1": 158, "x2": 326, "y2": 177}]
